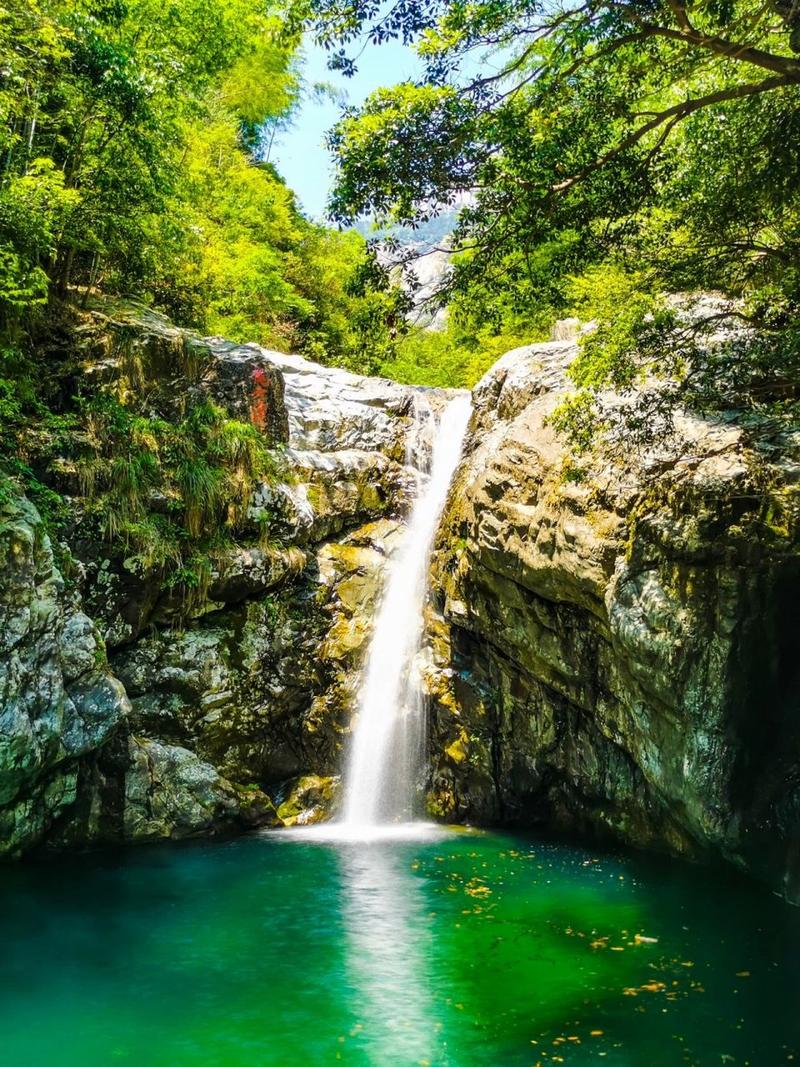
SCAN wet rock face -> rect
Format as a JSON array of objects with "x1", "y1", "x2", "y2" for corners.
[
  {"x1": 109, "y1": 517, "x2": 404, "y2": 801},
  {"x1": 275, "y1": 774, "x2": 341, "y2": 827},
  {"x1": 427, "y1": 339, "x2": 800, "y2": 900},
  {"x1": 0, "y1": 495, "x2": 129, "y2": 853}
]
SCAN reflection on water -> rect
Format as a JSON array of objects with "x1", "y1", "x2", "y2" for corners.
[
  {"x1": 339, "y1": 843, "x2": 441, "y2": 1065},
  {"x1": 0, "y1": 831, "x2": 799, "y2": 1066}
]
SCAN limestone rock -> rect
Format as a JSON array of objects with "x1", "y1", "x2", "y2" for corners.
[
  {"x1": 250, "y1": 447, "x2": 415, "y2": 545},
  {"x1": 264, "y1": 349, "x2": 431, "y2": 458}
]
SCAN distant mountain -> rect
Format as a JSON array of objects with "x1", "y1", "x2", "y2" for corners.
[{"x1": 352, "y1": 207, "x2": 459, "y2": 252}]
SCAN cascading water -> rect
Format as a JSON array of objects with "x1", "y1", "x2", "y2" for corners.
[{"x1": 341, "y1": 394, "x2": 472, "y2": 830}]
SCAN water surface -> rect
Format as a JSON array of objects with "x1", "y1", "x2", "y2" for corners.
[{"x1": 1, "y1": 829, "x2": 798, "y2": 1065}]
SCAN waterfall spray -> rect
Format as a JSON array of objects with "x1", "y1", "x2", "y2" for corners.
[{"x1": 341, "y1": 394, "x2": 472, "y2": 829}]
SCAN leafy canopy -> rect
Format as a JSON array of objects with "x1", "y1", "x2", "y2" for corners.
[{"x1": 301, "y1": 0, "x2": 800, "y2": 422}]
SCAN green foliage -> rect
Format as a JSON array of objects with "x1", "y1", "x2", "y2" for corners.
[
  {"x1": 73, "y1": 396, "x2": 285, "y2": 569},
  {"x1": 0, "y1": 0, "x2": 402, "y2": 370},
  {"x1": 307, "y1": 0, "x2": 800, "y2": 425},
  {"x1": 551, "y1": 296, "x2": 800, "y2": 453},
  {"x1": 379, "y1": 313, "x2": 548, "y2": 389},
  {"x1": 0, "y1": 0, "x2": 415, "y2": 570}
]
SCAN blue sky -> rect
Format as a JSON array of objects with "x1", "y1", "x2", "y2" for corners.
[{"x1": 271, "y1": 37, "x2": 421, "y2": 220}]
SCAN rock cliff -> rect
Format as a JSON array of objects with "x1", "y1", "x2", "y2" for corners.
[
  {"x1": 1, "y1": 301, "x2": 798, "y2": 902},
  {"x1": 0, "y1": 300, "x2": 442, "y2": 847},
  {"x1": 426, "y1": 336, "x2": 800, "y2": 900},
  {"x1": 0, "y1": 494, "x2": 128, "y2": 852}
]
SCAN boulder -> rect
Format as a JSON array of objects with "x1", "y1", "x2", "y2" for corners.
[
  {"x1": 123, "y1": 737, "x2": 277, "y2": 841},
  {"x1": 275, "y1": 774, "x2": 341, "y2": 826}
]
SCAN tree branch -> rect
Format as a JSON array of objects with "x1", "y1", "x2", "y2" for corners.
[
  {"x1": 550, "y1": 75, "x2": 792, "y2": 196},
  {"x1": 608, "y1": 1, "x2": 800, "y2": 79}
]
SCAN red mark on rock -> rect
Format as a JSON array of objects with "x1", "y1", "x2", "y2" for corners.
[{"x1": 250, "y1": 367, "x2": 270, "y2": 431}]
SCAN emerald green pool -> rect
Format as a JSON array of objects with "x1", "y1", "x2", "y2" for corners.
[{"x1": 1, "y1": 829, "x2": 798, "y2": 1066}]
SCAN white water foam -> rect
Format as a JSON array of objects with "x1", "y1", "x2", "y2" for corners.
[{"x1": 339, "y1": 394, "x2": 472, "y2": 830}]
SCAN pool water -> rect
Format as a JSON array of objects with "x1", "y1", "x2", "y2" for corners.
[{"x1": 0, "y1": 828, "x2": 798, "y2": 1066}]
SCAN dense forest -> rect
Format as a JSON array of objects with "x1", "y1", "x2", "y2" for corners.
[
  {"x1": 0, "y1": 0, "x2": 416, "y2": 562},
  {"x1": 2, "y1": 0, "x2": 799, "y2": 505}
]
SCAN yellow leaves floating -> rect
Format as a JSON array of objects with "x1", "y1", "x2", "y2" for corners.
[
  {"x1": 589, "y1": 932, "x2": 659, "y2": 950},
  {"x1": 464, "y1": 879, "x2": 491, "y2": 898},
  {"x1": 623, "y1": 980, "x2": 669, "y2": 997},
  {"x1": 532, "y1": 1027, "x2": 608, "y2": 1065}
]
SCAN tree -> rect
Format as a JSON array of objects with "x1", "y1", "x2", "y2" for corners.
[
  {"x1": 300, "y1": 0, "x2": 800, "y2": 431},
  {"x1": 0, "y1": 0, "x2": 300, "y2": 305}
]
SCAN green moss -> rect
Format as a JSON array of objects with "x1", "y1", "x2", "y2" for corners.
[{"x1": 74, "y1": 395, "x2": 284, "y2": 547}]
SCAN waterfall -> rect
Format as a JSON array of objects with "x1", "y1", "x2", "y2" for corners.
[{"x1": 341, "y1": 394, "x2": 472, "y2": 830}]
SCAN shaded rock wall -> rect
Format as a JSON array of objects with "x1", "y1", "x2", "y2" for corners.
[
  {"x1": 426, "y1": 338, "x2": 800, "y2": 899},
  {"x1": 0, "y1": 495, "x2": 129, "y2": 852}
]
